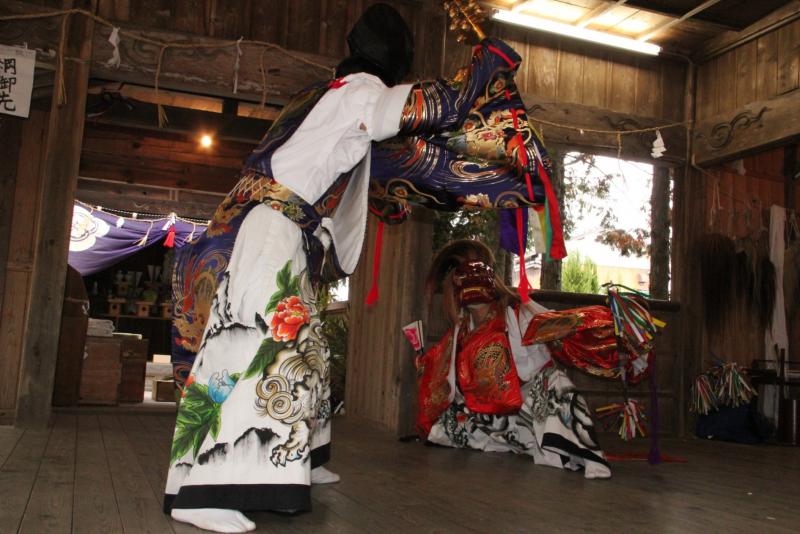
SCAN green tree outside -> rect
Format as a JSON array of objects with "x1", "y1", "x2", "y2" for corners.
[{"x1": 561, "y1": 252, "x2": 600, "y2": 294}]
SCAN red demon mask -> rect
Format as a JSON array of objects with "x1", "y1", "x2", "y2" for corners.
[{"x1": 453, "y1": 260, "x2": 496, "y2": 306}]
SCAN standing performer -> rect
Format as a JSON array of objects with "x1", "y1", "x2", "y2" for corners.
[
  {"x1": 165, "y1": 4, "x2": 552, "y2": 532},
  {"x1": 418, "y1": 240, "x2": 611, "y2": 479},
  {"x1": 166, "y1": 5, "x2": 415, "y2": 532}
]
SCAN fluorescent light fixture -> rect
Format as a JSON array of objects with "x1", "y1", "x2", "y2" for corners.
[{"x1": 492, "y1": 9, "x2": 661, "y2": 56}]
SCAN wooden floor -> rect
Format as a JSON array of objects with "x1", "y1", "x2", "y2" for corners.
[{"x1": 0, "y1": 412, "x2": 798, "y2": 533}]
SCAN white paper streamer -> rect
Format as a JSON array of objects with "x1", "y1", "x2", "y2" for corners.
[
  {"x1": 651, "y1": 129, "x2": 666, "y2": 159},
  {"x1": 106, "y1": 27, "x2": 121, "y2": 69},
  {"x1": 232, "y1": 37, "x2": 243, "y2": 94}
]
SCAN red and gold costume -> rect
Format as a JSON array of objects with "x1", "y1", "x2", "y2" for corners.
[{"x1": 417, "y1": 240, "x2": 610, "y2": 479}]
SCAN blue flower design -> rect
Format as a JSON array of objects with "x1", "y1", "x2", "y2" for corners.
[{"x1": 208, "y1": 370, "x2": 236, "y2": 403}]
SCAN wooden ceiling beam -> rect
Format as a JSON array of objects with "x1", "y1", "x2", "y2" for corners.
[
  {"x1": 637, "y1": 0, "x2": 724, "y2": 42},
  {"x1": 0, "y1": 0, "x2": 337, "y2": 106},
  {"x1": 693, "y1": 90, "x2": 800, "y2": 166},
  {"x1": 85, "y1": 94, "x2": 271, "y2": 144},
  {"x1": 623, "y1": 0, "x2": 743, "y2": 30},
  {"x1": 522, "y1": 92, "x2": 687, "y2": 166},
  {"x1": 575, "y1": 0, "x2": 629, "y2": 29}
]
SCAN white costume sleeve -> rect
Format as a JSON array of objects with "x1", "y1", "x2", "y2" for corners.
[
  {"x1": 270, "y1": 73, "x2": 412, "y2": 205},
  {"x1": 506, "y1": 303, "x2": 553, "y2": 382},
  {"x1": 269, "y1": 73, "x2": 412, "y2": 275}
]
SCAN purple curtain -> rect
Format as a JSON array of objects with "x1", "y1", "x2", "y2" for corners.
[{"x1": 68, "y1": 202, "x2": 206, "y2": 276}]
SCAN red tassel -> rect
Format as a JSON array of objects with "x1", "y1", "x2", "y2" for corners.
[
  {"x1": 515, "y1": 208, "x2": 531, "y2": 303},
  {"x1": 365, "y1": 220, "x2": 385, "y2": 306},
  {"x1": 164, "y1": 225, "x2": 176, "y2": 248}
]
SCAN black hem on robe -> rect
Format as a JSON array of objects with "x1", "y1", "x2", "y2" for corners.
[{"x1": 164, "y1": 483, "x2": 310, "y2": 514}]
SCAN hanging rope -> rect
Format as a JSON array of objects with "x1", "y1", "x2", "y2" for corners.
[
  {"x1": 0, "y1": 8, "x2": 336, "y2": 122},
  {"x1": 56, "y1": 12, "x2": 69, "y2": 105}
]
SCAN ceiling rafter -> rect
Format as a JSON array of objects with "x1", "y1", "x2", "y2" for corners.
[
  {"x1": 637, "y1": 0, "x2": 724, "y2": 42},
  {"x1": 574, "y1": 0, "x2": 629, "y2": 29}
]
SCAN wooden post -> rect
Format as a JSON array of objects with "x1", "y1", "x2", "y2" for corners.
[
  {"x1": 649, "y1": 166, "x2": 671, "y2": 299},
  {"x1": 540, "y1": 150, "x2": 564, "y2": 290},
  {"x1": 0, "y1": 116, "x2": 23, "y2": 314},
  {"x1": 346, "y1": 211, "x2": 435, "y2": 436},
  {"x1": 15, "y1": 1, "x2": 97, "y2": 428},
  {"x1": 785, "y1": 144, "x2": 798, "y2": 211}
]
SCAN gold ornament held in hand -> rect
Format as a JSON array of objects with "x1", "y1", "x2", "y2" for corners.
[{"x1": 443, "y1": 0, "x2": 487, "y2": 42}]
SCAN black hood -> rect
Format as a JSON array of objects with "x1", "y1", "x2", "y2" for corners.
[{"x1": 336, "y1": 3, "x2": 414, "y2": 87}]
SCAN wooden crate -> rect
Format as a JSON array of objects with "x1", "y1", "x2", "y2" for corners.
[
  {"x1": 154, "y1": 379, "x2": 176, "y2": 402},
  {"x1": 119, "y1": 337, "x2": 148, "y2": 403},
  {"x1": 79, "y1": 337, "x2": 122, "y2": 405}
]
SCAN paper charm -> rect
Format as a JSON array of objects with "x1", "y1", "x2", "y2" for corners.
[
  {"x1": 106, "y1": 27, "x2": 121, "y2": 69},
  {"x1": 651, "y1": 129, "x2": 666, "y2": 159}
]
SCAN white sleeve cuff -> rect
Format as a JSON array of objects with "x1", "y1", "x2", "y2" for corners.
[{"x1": 371, "y1": 83, "x2": 413, "y2": 142}]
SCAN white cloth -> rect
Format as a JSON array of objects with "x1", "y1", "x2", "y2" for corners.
[
  {"x1": 763, "y1": 205, "x2": 788, "y2": 425},
  {"x1": 271, "y1": 73, "x2": 412, "y2": 275}
]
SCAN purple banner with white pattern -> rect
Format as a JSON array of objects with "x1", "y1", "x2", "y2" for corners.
[{"x1": 68, "y1": 202, "x2": 207, "y2": 276}]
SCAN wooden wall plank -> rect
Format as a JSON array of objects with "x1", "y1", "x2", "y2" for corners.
[
  {"x1": 735, "y1": 40, "x2": 758, "y2": 108},
  {"x1": 695, "y1": 56, "x2": 715, "y2": 121},
  {"x1": 715, "y1": 50, "x2": 737, "y2": 115},
  {"x1": 755, "y1": 31, "x2": 779, "y2": 101},
  {"x1": 608, "y1": 52, "x2": 638, "y2": 113},
  {"x1": 287, "y1": 0, "x2": 322, "y2": 54},
  {"x1": 776, "y1": 19, "x2": 800, "y2": 95},
  {"x1": 319, "y1": 0, "x2": 350, "y2": 59},
  {"x1": 634, "y1": 56, "x2": 660, "y2": 118},
  {"x1": 660, "y1": 60, "x2": 686, "y2": 122},
  {"x1": 557, "y1": 41, "x2": 584, "y2": 105},
  {"x1": 578, "y1": 53, "x2": 605, "y2": 109},
  {"x1": 526, "y1": 39, "x2": 559, "y2": 101}
]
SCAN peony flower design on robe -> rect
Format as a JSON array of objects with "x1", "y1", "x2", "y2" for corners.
[{"x1": 270, "y1": 296, "x2": 310, "y2": 342}]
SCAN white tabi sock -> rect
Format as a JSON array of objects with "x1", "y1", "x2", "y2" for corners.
[
  {"x1": 311, "y1": 466, "x2": 341, "y2": 484},
  {"x1": 171, "y1": 508, "x2": 256, "y2": 533}
]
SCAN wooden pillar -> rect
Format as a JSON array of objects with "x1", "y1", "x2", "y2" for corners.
[
  {"x1": 0, "y1": 116, "x2": 23, "y2": 314},
  {"x1": 540, "y1": 150, "x2": 564, "y2": 290},
  {"x1": 785, "y1": 144, "x2": 798, "y2": 211},
  {"x1": 346, "y1": 210, "x2": 435, "y2": 436},
  {"x1": 785, "y1": 144, "x2": 799, "y2": 364},
  {"x1": 15, "y1": 2, "x2": 97, "y2": 428},
  {"x1": 649, "y1": 166, "x2": 671, "y2": 299}
]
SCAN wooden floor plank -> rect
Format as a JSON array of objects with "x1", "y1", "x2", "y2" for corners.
[
  {"x1": 97, "y1": 415, "x2": 177, "y2": 533},
  {"x1": 0, "y1": 426, "x2": 50, "y2": 533},
  {"x1": 3, "y1": 411, "x2": 799, "y2": 533},
  {"x1": 72, "y1": 415, "x2": 123, "y2": 534},
  {"x1": 0, "y1": 426, "x2": 24, "y2": 469},
  {"x1": 118, "y1": 415, "x2": 169, "y2": 500},
  {"x1": 18, "y1": 414, "x2": 77, "y2": 533}
]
